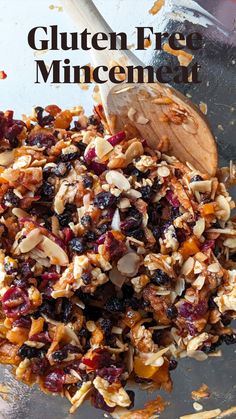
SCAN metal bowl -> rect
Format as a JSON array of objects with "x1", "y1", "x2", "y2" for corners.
[{"x1": 0, "y1": 0, "x2": 235, "y2": 417}]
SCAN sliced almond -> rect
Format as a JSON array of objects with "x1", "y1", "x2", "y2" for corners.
[
  {"x1": 192, "y1": 275, "x2": 205, "y2": 290},
  {"x1": 208, "y1": 263, "x2": 220, "y2": 273},
  {"x1": 111, "y1": 208, "x2": 121, "y2": 231},
  {"x1": 193, "y1": 218, "x2": 205, "y2": 238},
  {"x1": 106, "y1": 170, "x2": 130, "y2": 191},
  {"x1": 127, "y1": 107, "x2": 136, "y2": 122},
  {"x1": 144, "y1": 346, "x2": 170, "y2": 366},
  {"x1": 109, "y1": 266, "x2": 126, "y2": 288},
  {"x1": 95, "y1": 136, "x2": 113, "y2": 159},
  {"x1": 39, "y1": 236, "x2": 69, "y2": 266},
  {"x1": 125, "y1": 189, "x2": 142, "y2": 199},
  {"x1": 12, "y1": 208, "x2": 29, "y2": 218},
  {"x1": 223, "y1": 237, "x2": 236, "y2": 248},
  {"x1": 187, "y1": 332, "x2": 209, "y2": 352},
  {"x1": 157, "y1": 166, "x2": 170, "y2": 177},
  {"x1": 117, "y1": 197, "x2": 131, "y2": 209},
  {"x1": 125, "y1": 141, "x2": 144, "y2": 165},
  {"x1": 19, "y1": 229, "x2": 43, "y2": 253},
  {"x1": 215, "y1": 195, "x2": 231, "y2": 222},
  {"x1": 179, "y1": 409, "x2": 221, "y2": 419},
  {"x1": 136, "y1": 114, "x2": 149, "y2": 125},
  {"x1": 117, "y1": 252, "x2": 140, "y2": 277},
  {"x1": 190, "y1": 180, "x2": 212, "y2": 194},
  {"x1": 181, "y1": 257, "x2": 194, "y2": 276},
  {"x1": 0, "y1": 150, "x2": 15, "y2": 166}
]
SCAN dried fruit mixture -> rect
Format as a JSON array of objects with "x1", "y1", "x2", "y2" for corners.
[{"x1": 0, "y1": 104, "x2": 235, "y2": 414}]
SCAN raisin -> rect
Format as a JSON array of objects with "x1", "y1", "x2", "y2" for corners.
[
  {"x1": 151, "y1": 269, "x2": 171, "y2": 286},
  {"x1": 54, "y1": 162, "x2": 71, "y2": 178},
  {"x1": 29, "y1": 133, "x2": 56, "y2": 149},
  {"x1": 152, "y1": 330, "x2": 162, "y2": 344},
  {"x1": 81, "y1": 215, "x2": 92, "y2": 227},
  {"x1": 4, "y1": 190, "x2": 20, "y2": 207},
  {"x1": 40, "y1": 182, "x2": 55, "y2": 200},
  {"x1": 82, "y1": 175, "x2": 93, "y2": 188},
  {"x1": 78, "y1": 327, "x2": 91, "y2": 339},
  {"x1": 127, "y1": 390, "x2": 135, "y2": 409},
  {"x1": 166, "y1": 305, "x2": 178, "y2": 319},
  {"x1": 81, "y1": 272, "x2": 92, "y2": 285},
  {"x1": 59, "y1": 152, "x2": 79, "y2": 162},
  {"x1": 94, "y1": 192, "x2": 116, "y2": 209},
  {"x1": 105, "y1": 297, "x2": 125, "y2": 313},
  {"x1": 69, "y1": 238, "x2": 86, "y2": 254},
  {"x1": 152, "y1": 226, "x2": 161, "y2": 240},
  {"x1": 84, "y1": 230, "x2": 97, "y2": 242},
  {"x1": 190, "y1": 175, "x2": 203, "y2": 182},
  {"x1": 169, "y1": 359, "x2": 178, "y2": 370},
  {"x1": 18, "y1": 344, "x2": 39, "y2": 359},
  {"x1": 99, "y1": 223, "x2": 109, "y2": 234},
  {"x1": 222, "y1": 333, "x2": 236, "y2": 345},
  {"x1": 98, "y1": 318, "x2": 113, "y2": 335},
  {"x1": 139, "y1": 185, "x2": 152, "y2": 201},
  {"x1": 152, "y1": 179, "x2": 161, "y2": 192},
  {"x1": 52, "y1": 350, "x2": 67, "y2": 362},
  {"x1": 57, "y1": 211, "x2": 73, "y2": 227},
  {"x1": 129, "y1": 229, "x2": 145, "y2": 241},
  {"x1": 60, "y1": 298, "x2": 73, "y2": 323}
]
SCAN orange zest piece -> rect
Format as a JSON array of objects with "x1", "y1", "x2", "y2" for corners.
[
  {"x1": 200, "y1": 203, "x2": 215, "y2": 216},
  {"x1": 134, "y1": 356, "x2": 159, "y2": 379},
  {"x1": 179, "y1": 236, "x2": 200, "y2": 259}
]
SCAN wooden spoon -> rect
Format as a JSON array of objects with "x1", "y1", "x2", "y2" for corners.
[{"x1": 64, "y1": 0, "x2": 218, "y2": 176}]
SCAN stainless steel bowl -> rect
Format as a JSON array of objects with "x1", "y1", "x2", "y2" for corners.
[{"x1": 0, "y1": 0, "x2": 235, "y2": 417}]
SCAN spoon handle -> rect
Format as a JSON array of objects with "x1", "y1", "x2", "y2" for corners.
[{"x1": 63, "y1": 0, "x2": 142, "y2": 68}]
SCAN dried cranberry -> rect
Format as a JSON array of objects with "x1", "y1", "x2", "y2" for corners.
[
  {"x1": 69, "y1": 237, "x2": 85, "y2": 254},
  {"x1": 97, "y1": 366, "x2": 123, "y2": 384},
  {"x1": 179, "y1": 301, "x2": 207, "y2": 321},
  {"x1": 2, "y1": 286, "x2": 30, "y2": 318},
  {"x1": 151, "y1": 269, "x2": 171, "y2": 286},
  {"x1": 89, "y1": 161, "x2": 107, "y2": 175},
  {"x1": 108, "y1": 131, "x2": 126, "y2": 146},
  {"x1": 94, "y1": 192, "x2": 116, "y2": 209},
  {"x1": 29, "y1": 133, "x2": 56, "y2": 149},
  {"x1": 31, "y1": 357, "x2": 50, "y2": 375},
  {"x1": 83, "y1": 349, "x2": 111, "y2": 370},
  {"x1": 201, "y1": 240, "x2": 215, "y2": 252},
  {"x1": 13, "y1": 316, "x2": 32, "y2": 328},
  {"x1": 166, "y1": 190, "x2": 180, "y2": 207},
  {"x1": 29, "y1": 331, "x2": 52, "y2": 343},
  {"x1": 63, "y1": 227, "x2": 74, "y2": 244},
  {"x1": 44, "y1": 369, "x2": 65, "y2": 393},
  {"x1": 20, "y1": 261, "x2": 33, "y2": 279},
  {"x1": 104, "y1": 232, "x2": 126, "y2": 259}
]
